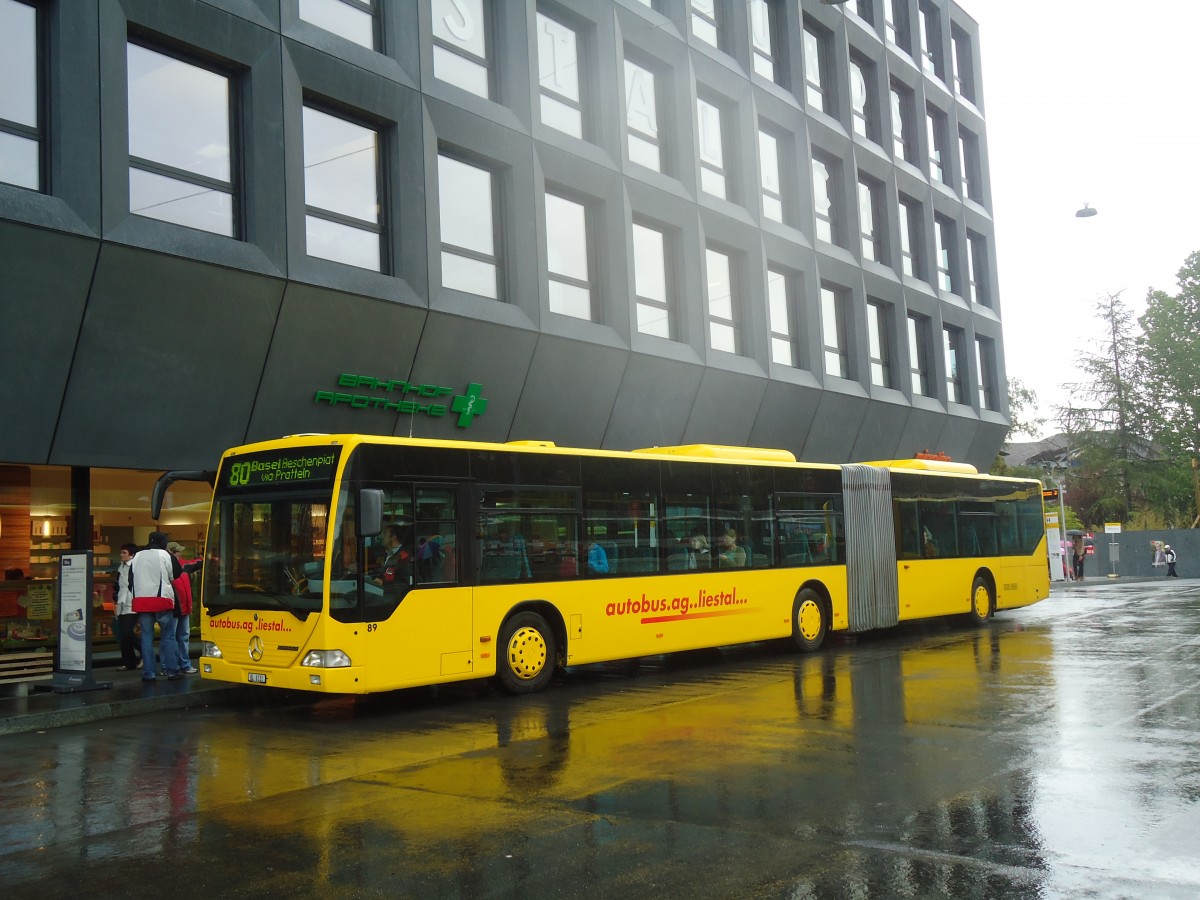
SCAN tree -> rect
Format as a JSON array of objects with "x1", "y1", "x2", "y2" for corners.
[
  {"x1": 1056, "y1": 291, "x2": 1150, "y2": 522},
  {"x1": 1137, "y1": 250, "x2": 1200, "y2": 525},
  {"x1": 1005, "y1": 377, "x2": 1045, "y2": 441},
  {"x1": 988, "y1": 379, "x2": 1046, "y2": 480},
  {"x1": 989, "y1": 379, "x2": 1047, "y2": 476}
]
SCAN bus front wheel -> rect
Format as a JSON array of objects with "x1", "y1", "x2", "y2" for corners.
[
  {"x1": 495, "y1": 611, "x2": 558, "y2": 695},
  {"x1": 791, "y1": 588, "x2": 827, "y2": 652},
  {"x1": 969, "y1": 575, "x2": 993, "y2": 626}
]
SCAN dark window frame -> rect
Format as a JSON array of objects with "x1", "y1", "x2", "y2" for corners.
[
  {"x1": 127, "y1": 37, "x2": 241, "y2": 239},
  {"x1": 0, "y1": 0, "x2": 44, "y2": 192}
]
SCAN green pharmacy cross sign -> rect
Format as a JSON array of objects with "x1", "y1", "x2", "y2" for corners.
[{"x1": 315, "y1": 374, "x2": 489, "y2": 428}]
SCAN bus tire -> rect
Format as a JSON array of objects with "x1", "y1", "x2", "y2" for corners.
[
  {"x1": 791, "y1": 588, "x2": 827, "y2": 652},
  {"x1": 969, "y1": 575, "x2": 993, "y2": 626},
  {"x1": 495, "y1": 611, "x2": 557, "y2": 695}
]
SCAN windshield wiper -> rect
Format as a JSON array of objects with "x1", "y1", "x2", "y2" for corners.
[{"x1": 205, "y1": 591, "x2": 313, "y2": 621}]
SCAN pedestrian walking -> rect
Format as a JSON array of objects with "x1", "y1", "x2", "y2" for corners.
[{"x1": 1165, "y1": 544, "x2": 1178, "y2": 578}]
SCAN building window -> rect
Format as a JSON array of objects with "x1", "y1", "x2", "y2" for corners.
[
  {"x1": 624, "y1": 58, "x2": 662, "y2": 172},
  {"x1": 907, "y1": 313, "x2": 931, "y2": 396},
  {"x1": 697, "y1": 97, "x2": 728, "y2": 200},
  {"x1": 918, "y1": 1, "x2": 943, "y2": 80},
  {"x1": 934, "y1": 213, "x2": 956, "y2": 293},
  {"x1": 438, "y1": 153, "x2": 498, "y2": 297},
  {"x1": 0, "y1": 0, "x2": 40, "y2": 191},
  {"x1": 758, "y1": 127, "x2": 784, "y2": 223},
  {"x1": 855, "y1": 0, "x2": 874, "y2": 25},
  {"x1": 944, "y1": 326, "x2": 965, "y2": 403},
  {"x1": 926, "y1": 104, "x2": 948, "y2": 184},
  {"x1": 633, "y1": 221, "x2": 672, "y2": 338},
  {"x1": 750, "y1": 0, "x2": 781, "y2": 83},
  {"x1": 303, "y1": 106, "x2": 381, "y2": 269},
  {"x1": 858, "y1": 176, "x2": 884, "y2": 264},
  {"x1": 967, "y1": 229, "x2": 989, "y2": 307},
  {"x1": 885, "y1": 0, "x2": 909, "y2": 54},
  {"x1": 976, "y1": 337, "x2": 997, "y2": 410},
  {"x1": 691, "y1": 0, "x2": 721, "y2": 50},
  {"x1": 868, "y1": 300, "x2": 893, "y2": 388},
  {"x1": 545, "y1": 192, "x2": 592, "y2": 320},
  {"x1": 820, "y1": 284, "x2": 848, "y2": 378},
  {"x1": 128, "y1": 44, "x2": 234, "y2": 237},
  {"x1": 803, "y1": 21, "x2": 831, "y2": 114},
  {"x1": 767, "y1": 267, "x2": 798, "y2": 366},
  {"x1": 300, "y1": 0, "x2": 377, "y2": 50},
  {"x1": 952, "y1": 25, "x2": 976, "y2": 102},
  {"x1": 536, "y1": 13, "x2": 584, "y2": 139},
  {"x1": 706, "y1": 247, "x2": 738, "y2": 354},
  {"x1": 890, "y1": 80, "x2": 916, "y2": 164},
  {"x1": 959, "y1": 127, "x2": 982, "y2": 202},
  {"x1": 850, "y1": 56, "x2": 878, "y2": 144},
  {"x1": 899, "y1": 195, "x2": 923, "y2": 280},
  {"x1": 432, "y1": 0, "x2": 491, "y2": 99},
  {"x1": 812, "y1": 154, "x2": 839, "y2": 245}
]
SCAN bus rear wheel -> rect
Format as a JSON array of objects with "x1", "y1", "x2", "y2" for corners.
[
  {"x1": 495, "y1": 611, "x2": 557, "y2": 695},
  {"x1": 791, "y1": 588, "x2": 827, "y2": 652},
  {"x1": 968, "y1": 575, "x2": 993, "y2": 626}
]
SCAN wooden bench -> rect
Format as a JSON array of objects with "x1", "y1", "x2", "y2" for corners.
[{"x1": 0, "y1": 650, "x2": 54, "y2": 696}]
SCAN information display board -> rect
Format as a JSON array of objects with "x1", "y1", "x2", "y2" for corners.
[{"x1": 50, "y1": 552, "x2": 110, "y2": 693}]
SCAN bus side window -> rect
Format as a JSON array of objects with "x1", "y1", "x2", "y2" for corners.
[
  {"x1": 919, "y1": 500, "x2": 957, "y2": 558},
  {"x1": 996, "y1": 501, "x2": 1019, "y2": 555},
  {"x1": 415, "y1": 487, "x2": 458, "y2": 585},
  {"x1": 896, "y1": 500, "x2": 921, "y2": 559}
]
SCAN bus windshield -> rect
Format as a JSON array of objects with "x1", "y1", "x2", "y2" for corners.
[
  {"x1": 202, "y1": 494, "x2": 331, "y2": 620},
  {"x1": 202, "y1": 446, "x2": 342, "y2": 619}
]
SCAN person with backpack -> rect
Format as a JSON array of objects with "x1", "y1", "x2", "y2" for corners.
[{"x1": 1165, "y1": 544, "x2": 1178, "y2": 578}]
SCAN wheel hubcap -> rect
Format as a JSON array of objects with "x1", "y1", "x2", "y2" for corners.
[
  {"x1": 507, "y1": 626, "x2": 547, "y2": 680},
  {"x1": 974, "y1": 585, "x2": 989, "y2": 618},
  {"x1": 797, "y1": 600, "x2": 822, "y2": 641}
]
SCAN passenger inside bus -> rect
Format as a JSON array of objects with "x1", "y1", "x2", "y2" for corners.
[
  {"x1": 587, "y1": 539, "x2": 609, "y2": 574},
  {"x1": 922, "y1": 527, "x2": 939, "y2": 558},
  {"x1": 717, "y1": 529, "x2": 746, "y2": 567}
]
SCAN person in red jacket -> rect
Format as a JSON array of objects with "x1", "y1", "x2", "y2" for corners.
[{"x1": 167, "y1": 541, "x2": 202, "y2": 675}]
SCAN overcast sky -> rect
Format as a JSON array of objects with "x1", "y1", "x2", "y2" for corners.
[{"x1": 955, "y1": 0, "x2": 1200, "y2": 438}]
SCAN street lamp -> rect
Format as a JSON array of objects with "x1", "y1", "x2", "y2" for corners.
[{"x1": 1075, "y1": 204, "x2": 1098, "y2": 218}]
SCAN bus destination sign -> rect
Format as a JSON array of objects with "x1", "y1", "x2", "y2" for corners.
[{"x1": 222, "y1": 447, "x2": 342, "y2": 490}]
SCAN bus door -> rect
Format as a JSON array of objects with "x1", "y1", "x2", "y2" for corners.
[{"x1": 361, "y1": 482, "x2": 473, "y2": 689}]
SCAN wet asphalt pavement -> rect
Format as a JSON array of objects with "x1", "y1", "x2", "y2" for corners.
[{"x1": 1, "y1": 577, "x2": 1198, "y2": 899}]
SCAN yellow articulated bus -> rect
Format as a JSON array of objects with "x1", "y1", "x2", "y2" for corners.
[{"x1": 153, "y1": 435, "x2": 1048, "y2": 695}]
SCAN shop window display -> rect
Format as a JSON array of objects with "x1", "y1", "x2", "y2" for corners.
[{"x1": 0, "y1": 466, "x2": 211, "y2": 655}]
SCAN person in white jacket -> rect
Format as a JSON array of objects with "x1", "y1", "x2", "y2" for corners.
[
  {"x1": 114, "y1": 543, "x2": 139, "y2": 670},
  {"x1": 131, "y1": 531, "x2": 182, "y2": 682}
]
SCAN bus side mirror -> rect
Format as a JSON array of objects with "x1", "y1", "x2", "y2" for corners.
[{"x1": 359, "y1": 489, "x2": 383, "y2": 538}]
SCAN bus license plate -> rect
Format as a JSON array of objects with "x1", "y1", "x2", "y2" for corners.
[{"x1": 248, "y1": 672, "x2": 267, "y2": 684}]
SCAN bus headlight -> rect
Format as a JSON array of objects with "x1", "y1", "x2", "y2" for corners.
[
  {"x1": 301, "y1": 650, "x2": 352, "y2": 668},
  {"x1": 202, "y1": 641, "x2": 223, "y2": 659}
]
